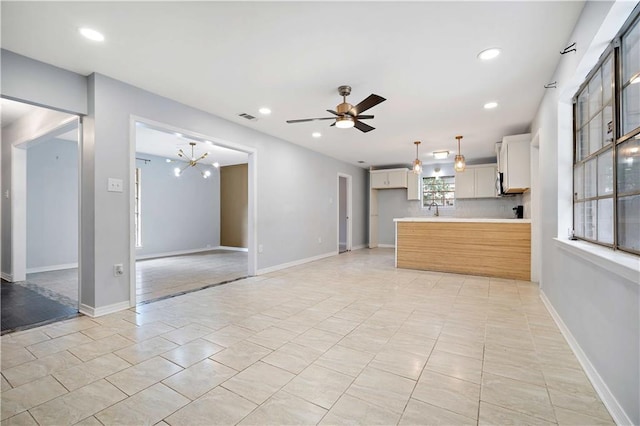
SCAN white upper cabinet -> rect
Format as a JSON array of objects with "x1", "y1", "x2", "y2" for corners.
[
  {"x1": 500, "y1": 134, "x2": 531, "y2": 193},
  {"x1": 370, "y1": 169, "x2": 408, "y2": 189},
  {"x1": 406, "y1": 172, "x2": 421, "y2": 200},
  {"x1": 455, "y1": 164, "x2": 498, "y2": 199}
]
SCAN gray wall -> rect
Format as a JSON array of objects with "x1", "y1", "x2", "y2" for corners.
[
  {"x1": 134, "y1": 152, "x2": 220, "y2": 257},
  {"x1": 1, "y1": 49, "x2": 87, "y2": 115},
  {"x1": 533, "y1": 2, "x2": 639, "y2": 424},
  {"x1": 2, "y1": 107, "x2": 78, "y2": 278},
  {"x1": 27, "y1": 139, "x2": 78, "y2": 270},
  {"x1": 1, "y1": 52, "x2": 368, "y2": 310}
]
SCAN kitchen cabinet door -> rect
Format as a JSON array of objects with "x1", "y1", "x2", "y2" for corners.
[
  {"x1": 387, "y1": 170, "x2": 408, "y2": 188},
  {"x1": 475, "y1": 166, "x2": 497, "y2": 198},
  {"x1": 455, "y1": 170, "x2": 475, "y2": 198},
  {"x1": 370, "y1": 172, "x2": 388, "y2": 188}
]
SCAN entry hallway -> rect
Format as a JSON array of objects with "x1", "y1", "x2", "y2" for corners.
[{"x1": 0, "y1": 249, "x2": 613, "y2": 425}]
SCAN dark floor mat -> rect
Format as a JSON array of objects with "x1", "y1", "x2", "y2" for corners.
[{"x1": 1, "y1": 282, "x2": 78, "y2": 334}]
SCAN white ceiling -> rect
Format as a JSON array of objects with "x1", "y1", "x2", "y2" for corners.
[
  {"x1": 1, "y1": 1, "x2": 585, "y2": 168},
  {"x1": 135, "y1": 124, "x2": 249, "y2": 166},
  {"x1": 1, "y1": 98, "x2": 41, "y2": 127}
]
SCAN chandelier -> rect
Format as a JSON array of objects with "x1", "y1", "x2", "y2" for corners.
[{"x1": 173, "y1": 142, "x2": 211, "y2": 178}]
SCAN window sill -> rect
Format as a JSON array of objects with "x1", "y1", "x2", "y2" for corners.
[{"x1": 554, "y1": 238, "x2": 639, "y2": 284}]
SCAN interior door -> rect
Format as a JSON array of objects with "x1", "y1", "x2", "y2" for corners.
[{"x1": 338, "y1": 176, "x2": 348, "y2": 253}]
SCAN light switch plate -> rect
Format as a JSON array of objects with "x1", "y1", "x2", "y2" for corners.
[{"x1": 108, "y1": 178, "x2": 123, "y2": 192}]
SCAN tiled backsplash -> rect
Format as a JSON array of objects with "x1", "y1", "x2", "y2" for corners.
[{"x1": 454, "y1": 195, "x2": 523, "y2": 219}]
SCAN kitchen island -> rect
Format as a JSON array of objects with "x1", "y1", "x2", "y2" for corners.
[{"x1": 394, "y1": 217, "x2": 531, "y2": 280}]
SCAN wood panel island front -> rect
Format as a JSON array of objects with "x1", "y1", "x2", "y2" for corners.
[{"x1": 394, "y1": 218, "x2": 531, "y2": 280}]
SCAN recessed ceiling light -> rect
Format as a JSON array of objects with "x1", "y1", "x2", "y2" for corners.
[
  {"x1": 258, "y1": 107, "x2": 271, "y2": 115},
  {"x1": 205, "y1": 140, "x2": 213, "y2": 145},
  {"x1": 312, "y1": 132, "x2": 322, "y2": 138},
  {"x1": 212, "y1": 162, "x2": 220, "y2": 168},
  {"x1": 484, "y1": 101, "x2": 499, "y2": 109},
  {"x1": 79, "y1": 27, "x2": 105, "y2": 42},
  {"x1": 357, "y1": 160, "x2": 366, "y2": 164},
  {"x1": 478, "y1": 48, "x2": 501, "y2": 61}
]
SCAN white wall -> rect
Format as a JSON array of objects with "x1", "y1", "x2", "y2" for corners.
[
  {"x1": 134, "y1": 152, "x2": 220, "y2": 257},
  {"x1": 532, "y1": 2, "x2": 639, "y2": 424},
  {"x1": 27, "y1": 139, "x2": 78, "y2": 270}
]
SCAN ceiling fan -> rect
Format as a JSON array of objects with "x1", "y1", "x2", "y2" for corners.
[{"x1": 286, "y1": 85, "x2": 386, "y2": 133}]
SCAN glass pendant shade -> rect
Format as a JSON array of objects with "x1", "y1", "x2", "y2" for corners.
[
  {"x1": 454, "y1": 135, "x2": 466, "y2": 172},
  {"x1": 413, "y1": 158, "x2": 422, "y2": 174}
]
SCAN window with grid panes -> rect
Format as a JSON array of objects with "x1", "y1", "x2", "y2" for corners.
[
  {"x1": 573, "y1": 9, "x2": 640, "y2": 255},
  {"x1": 422, "y1": 176, "x2": 455, "y2": 207}
]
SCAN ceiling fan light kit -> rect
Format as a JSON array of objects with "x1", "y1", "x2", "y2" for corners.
[
  {"x1": 335, "y1": 115, "x2": 355, "y2": 129},
  {"x1": 454, "y1": 135, "x2": 466, "y2": 172},
  {"x1": 286, "y1": 85, "x2": 386, "y2": 133},
  {"x1": 412, "y1": 141, "x2": 423, "y2": 174}
]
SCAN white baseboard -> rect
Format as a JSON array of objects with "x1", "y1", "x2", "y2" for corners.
[
  {"x1": 136, "y1": 247, "x2": 216, "y2": 260},
  {"x1": 80, "y1": 301, "x2": 131, "y2": 318},
  {"x1": 26, "y1": 263, "x2": 78, "y2": 274},
  {"x1": 378, "y1": 244, "x2": 396, "y2": 249},
  {"x1": 257, "y1": 251, "x2": 337, "y2": 275},
  {"x1": 219, "y1": 246, "x2": 249, "y2": 252},
  {"x1": 540, "y1": 291, "x2": 632, "y2": 426},
  {"x1": 1, "y1": 272, "x2": 13, "y2": 282}
]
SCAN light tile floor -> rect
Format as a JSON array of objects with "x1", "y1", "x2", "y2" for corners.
[
  {"x1": 1, "y1": 249, "x2": 614, "y2": 425},
  {"x1": 16, "y1": 249, "x2": 248, "y2": 308}
]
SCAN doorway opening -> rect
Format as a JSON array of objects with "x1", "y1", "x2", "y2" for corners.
[
  {"x1": 1, "y1": 98, "x2": 81, "y2": 332},
  {"x1": 131, "y1": 118, "x2": 256, "y2": 304},
  {"x1": 338, "y1": 173, "x2": 352, "y2": 254}
]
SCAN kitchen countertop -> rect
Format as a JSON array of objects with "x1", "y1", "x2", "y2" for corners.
[{"x1": 393, "y1": 217, "x2": 531, "y2": 223}]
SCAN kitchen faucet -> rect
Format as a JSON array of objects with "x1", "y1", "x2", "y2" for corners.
[{"x1": 428, "y1": 201, "x2": 439, "y2": 217}]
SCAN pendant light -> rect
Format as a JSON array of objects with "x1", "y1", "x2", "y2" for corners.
[
  {"x1": 454, "y1": 135, "x2": 466, "y2": 172},
  {"x1": 412, "y1": 141, "x2": 423, "y2": 174}
]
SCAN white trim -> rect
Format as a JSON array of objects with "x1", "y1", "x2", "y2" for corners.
[
  {"x1": 337, "y1": 173, "x2": 353, "y2": 253},
  {"x1": 554, "y1": 238, "x2": 640, "y2": 285},
  {"x1": 1, "y1": 272, "x2": 14, "y2": 282},
  {"x1": 129, "y1": 115, "x2": 258, "y2": 306},
  {"x1": 136, "y1": 247, "x2": 220, "y2": 260},
  {"x1": 219, "y1": 246, "x2": 249, "y2": 252},
  {"x1": 257, "y1": 251, "x2": 336, "y2": 275},
  {"x1": 378, "y1": 243, "x2": 395, "y2": 249},
  {"x1": 79, "y1": 301, "x2": 131, "y2": 318},
  {"x1": 540, "y1": 291, "x2": 632, "y2": 426},
  {"x1": 26, "y1": 263, "x2": 78, "y2": 274}
]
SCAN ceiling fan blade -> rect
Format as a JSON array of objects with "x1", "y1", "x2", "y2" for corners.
[
  {"x1": 349, "y1": 94, "x2": 386, "y2": 115},
  {"x1": 286, "y1": 117, "x2": 335, "y2": 124},
  {"x1": 330, "y1": 122, "x2": 336, "y2": 127},
  {"x1": 326, "y1": 109, "x2": 341, "y2": 116},
  {"x1": 356, "y1": 115, "x2": 374, "y2": 120},
  {"x1": 354, "y1": 120, "x2": 375, "y2": 133}
]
